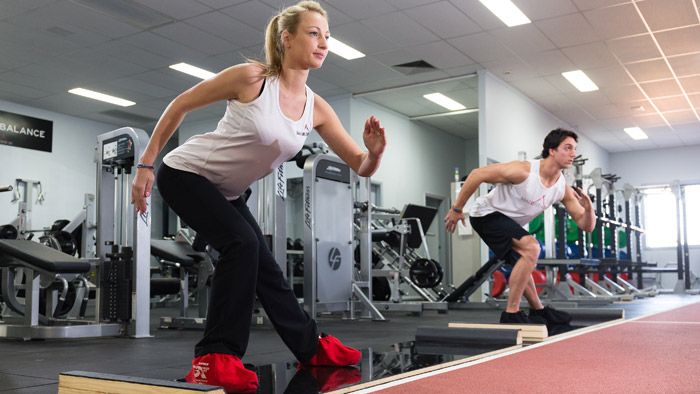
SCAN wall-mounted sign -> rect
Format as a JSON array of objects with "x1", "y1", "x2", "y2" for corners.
[{"x1": 0, "y1": 110, "x2": 53, "y2": 153}]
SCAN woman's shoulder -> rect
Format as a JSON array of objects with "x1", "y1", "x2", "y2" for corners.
[{"x1": 223, "y1": 63, "x2": 267, "y2": 80}]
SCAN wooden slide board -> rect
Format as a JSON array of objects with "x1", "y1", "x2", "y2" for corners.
[
  {"x1": 58, "y1": 371, "x2": 224, "y2": 394},
  {"x1": 448, "y1": 323, "x2": 548, "y2": 343}
]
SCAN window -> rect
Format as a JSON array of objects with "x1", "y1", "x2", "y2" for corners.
[
  {"x1": 684, "y1": 185, "x2": 700, "y2": 246},
  {"x1": 642, "y1": 188, "x2": 677, "y2": 248},
  {"x1": 642, "y1": 184, "x2": 700, "y2": 248}
]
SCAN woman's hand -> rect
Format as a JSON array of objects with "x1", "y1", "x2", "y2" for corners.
[
  {"x1": 363, "y1": 115, "x2": 386, "y2": 158},
  {"x1": 131, "y1": 168, "x2": 154, "y2": 214}
]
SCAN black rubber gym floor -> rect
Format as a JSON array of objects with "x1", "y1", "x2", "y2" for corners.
[{"x1": 0, "y1": 294, "x2": 697, "y2": 393}]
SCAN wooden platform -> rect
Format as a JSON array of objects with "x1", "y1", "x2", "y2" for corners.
[
  {"x1": 58, "y1": 371, "x2": 224, "y2": 394},
  {"x1": 447, "y1": 322, "x2": 548, "y2": 342}
]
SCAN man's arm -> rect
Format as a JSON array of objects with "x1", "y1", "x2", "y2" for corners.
[
  {"x1": 445, "y1": 161, "x2": 529, "y2": 233},
  {"x1": 561, "y1": 185, "x2": 596, "y2": 232}
]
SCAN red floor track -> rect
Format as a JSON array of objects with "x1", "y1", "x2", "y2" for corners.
[{"x1": 364, "y1": 301, "x2": 700, "y2": 394}]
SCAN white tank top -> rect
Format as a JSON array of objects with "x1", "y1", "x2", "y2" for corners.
[
  {"x1": 163, "y1": 77, "x2": 314, "y2": 200},
  {"x1": 469, "y1": 160, "x2": 566, "y2": 226}
]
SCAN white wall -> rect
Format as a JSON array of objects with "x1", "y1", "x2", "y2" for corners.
[
  {"x1": 478, "y1": 70, "x2": 608, "y2": 168},
  {"x1": 349, "y1": 98, "x2": 470, "y2": 210},
  {"x1": 610, "y1": 145, "x2": 700, "y2": 186},
  {"x1": 0, "y1": 100, "x2": 119, "y2": 231}
]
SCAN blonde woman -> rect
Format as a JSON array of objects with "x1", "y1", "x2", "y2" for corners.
[{"x1": 131, "y1": 2, "x2": 385, "y2": 391}]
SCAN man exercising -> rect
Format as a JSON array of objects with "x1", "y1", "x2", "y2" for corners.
[{"x1": 445, "y1": 128, "x2": 595, "y2": 325}]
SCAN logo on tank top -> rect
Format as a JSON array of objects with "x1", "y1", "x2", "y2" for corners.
[
  {"x1": 296, "y1": 123, "x2": 311, "y2": 136},
  {"x1": 524, "y1": 195, "x2": 546, "y2": 209}
]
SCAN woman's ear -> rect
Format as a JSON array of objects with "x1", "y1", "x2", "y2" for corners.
[{"x1": 281, "y1": 30, "x2": 291, "y2": 49}]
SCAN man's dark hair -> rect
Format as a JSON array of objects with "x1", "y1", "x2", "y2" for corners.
[{"x1": 541, "y1": 128, "x2": 578, "y2": 158}]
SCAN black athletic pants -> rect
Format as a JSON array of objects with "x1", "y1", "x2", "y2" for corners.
[{"x1": 156, "y1": 164, "x2": 318, "y2": 361}]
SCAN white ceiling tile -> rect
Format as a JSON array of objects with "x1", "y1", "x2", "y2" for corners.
[
  {"x1": 572, "y1": 0, "x2": 634, "y2": 11},
  {"x1": 195, "y1": 0, "x2": 248, "y2": 10},
  {"x1": 536, "y1": 13, "x2": 599, "y2": 47},
  {"x1": 562, "y1": 42, "x2": 618, "y2": 69},
  {"x1": 0, "y1": 41, "x2": 48, "y2": 70},
  {"x1": 662, "y1": 109, "x2": 699, "y2": 124},
  {"x1": 332, "y1": 58, "x2": 400, "y2": 82},
  {"x1": 482, "y1": 57, "x2": 539, "y2": 82},
  {"x1": 0, "y1": 79, "x2": 51, "y2": 100},
  {"x1": 28, "y1": 1, "x2": 142, "y2": 38},
  {"x1": 152, "y1": 22, "x2": 234, "y2": 55},
  {"x1": 0, "y1": 21, "x2": 85, "y2": 57},
  {"x1": 667, "y1": 53, "x2": 700, "y2": 77},
  {"x1": 689, "y1": 93, "x2": 700, "y2": 109},
  {"x1": 624, "y1": 59, "x2": 674, "y2": 82},
  {"x1": 607, "y1": 34, "x2": 662, "y2": 63},
  {"x1": 639, "y1": 79, "x2": 683, "y2": 98},
  {"x1": 443, "y1": 64, "x2": 482, "y2": 77},
  {"x1": 316, "y1": 2, "x2": 355, "y2": 26},
  {"x1": 132, "y1": 70, "x2": 199, "y2": 94},
  {"x1": 599, "y1": 117, "x2": 635, "y2": 130},
  {"x1": 362, "y1": 11, "x2": 440, "y2": 46},
  {"x1": 632, "y1": 112, "x2": 667, "y2": 127},
  {"x1": 650, "y1": 134, "x2": 684, "y2": 148},
  {"x1": 490, "y1": 24, "x2": 556, "y2": 55},
  {"x1": 565, "y1": 91, "x2": 612, "y2": 109},
  {"x1": 121, "y1": 31, "x2": 205, "y2": 60},
  {"x1": 186, "y1": 11, "x2": 261, "y2": 48},
  {"x1": 404, "y1": 1, "x2": 481, "y2": 39},
  {"x1": 330, "y1": 22, "x2": 400, "y2": 55},
  {"x1": 584, "y1": 3, "x2": 646, "y2": 40},
  {"x1": 0, "y1": 0, "x2": 52, "y2": 19},
  {"x1": 655, "y1": 26, "x2": 700, "y2": 56},
  {"x1": 324, "y1": 0, "x2": 396, "y2": 20},
  {"x1": 220, "y1": 1, "x2": 277, "y2": 31},
  {"x1": 514, "y1": 0, "x2": 579, "y2": 20},
  {"x1": 133, "y1": 0, "x2": 212, "y2": 19},
  {"x1": 449, "y1": 0, "x2": 505, "y2": 30},
  {"x1": 534, "y1": 93, "x2": 572, "y2": 113},
  {"x1": 637, "y1": 0, "x2": 698, "y2": 32},
  {"x1": 386, "y1": 0, "x2": 442, "y2": 8},
  {"x1": 448, "y1": 32, "x2": 514, "y2": 63},
  {"x1": 679, "y1": 75, "x2": 700, "y2": 94},
  {"x1": 510, "y1": 78, "x2": 561, "y2": 98},
  {"x1": 406, "y1": 41, "x2": 475, "y2": 69},
  {"x1": 672, "y1": 122, "x2": 700, "y2": 133},
  {"x1": 587, "y1": 104, "x2": 634, "y2": 120},
  {"x1": 603, "y1": 84, "x2": 646, "y2": 103},
  {"x1": 522, "y1": 50, "x2": 575, "y2": 77},
  {"x1": 586, "y1": 65, "x2": 634, "y2": 87},
  {"x1": 107, "y1": 77, "x2": 179, "y2": 99},
  {"x1": 553, "y1": 105, "x2": 596, "y2": 124},
  {"x1": 652, "y1": 96, "x2": 692, "y2": 112}
]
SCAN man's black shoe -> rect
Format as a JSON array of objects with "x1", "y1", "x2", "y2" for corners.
[
  {"x1": 500, "y1": 311, "x2": 534, "y2": 324},
  {"x1": 529, "y1": 306, "x2": 572, "y2": 325}
]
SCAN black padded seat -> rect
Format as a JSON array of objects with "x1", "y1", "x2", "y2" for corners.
[
  {"x1": 0, "y1": 239, "x2": 90, "y2": 273},
  {"x1": 150, "y1": 239, "x2": 204, "y2": 268}
]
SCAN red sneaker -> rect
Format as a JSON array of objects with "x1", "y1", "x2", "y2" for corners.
[
  {"x1": 304, "y1": 334, "x2": 361, "y2": 366},
  {"x1": 184, "y1": 353, "x2": 258, "y2": 393}
]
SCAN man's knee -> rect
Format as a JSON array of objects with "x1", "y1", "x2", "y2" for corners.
[{"x1": 515, "y1": 237, "x2": 540, "y2": 265}]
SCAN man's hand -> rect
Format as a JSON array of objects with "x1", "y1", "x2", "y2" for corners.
[{"x1": 444, "y1": 208, "x2": 466, "y2": 233}]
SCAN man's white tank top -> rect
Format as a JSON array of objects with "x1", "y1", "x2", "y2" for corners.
[
  {"x1": 163, "y1": 77, "x2": 314, "y2": 200},
  {"x1": 468, "y1": 160, "x2": 566, "y2": 226}
]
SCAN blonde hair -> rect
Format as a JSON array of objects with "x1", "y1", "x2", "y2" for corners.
[{"x1": 250, "y1": 1, "x2": 327, "y2": 77}]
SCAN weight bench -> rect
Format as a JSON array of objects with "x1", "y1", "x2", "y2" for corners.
[
  {"x1": 0, "y1": 239, "x2": 120, "y2": 339},
  {"x1": 150, "y1": 239, "x2": 213, "y2": 329}
]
